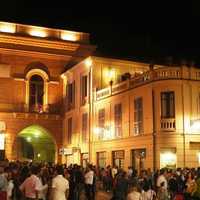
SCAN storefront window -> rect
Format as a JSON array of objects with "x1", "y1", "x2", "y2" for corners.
[
  {"x1": 160, "y1": 149, "x2": 176, "y2": 169},
  {"x1": 112, "y1": 150, "x2": 124, "y2": 169}
]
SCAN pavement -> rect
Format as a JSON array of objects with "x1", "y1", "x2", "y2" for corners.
[{"x1": 79, "y1": 190, "x2": 112, "y2": 200}]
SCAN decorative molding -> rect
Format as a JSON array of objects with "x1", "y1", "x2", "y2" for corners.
[
  {"x1": 0, "y1": 47, "x2": 72, "y2": 60},
  {"x1": 0, "y1": 34, "x2": 80, "y2": 51}
]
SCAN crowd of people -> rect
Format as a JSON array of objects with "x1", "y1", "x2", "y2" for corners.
[{"x1": 0, "y1": 160, "x2": 200, "y2": 200}]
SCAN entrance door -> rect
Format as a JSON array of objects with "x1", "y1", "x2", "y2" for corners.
[
  {"x1": 15, "y1": 125, "x2": 56, "y2": 163},
  {"x1": 112, "y1": 150, "x2": 124, "y2": 169},
  {"x1": 131, "y1": 149, "x2": 146, "y2": 172},
  {"x1": 97, "y1": 152, "x2": 106, "y2": 168}
]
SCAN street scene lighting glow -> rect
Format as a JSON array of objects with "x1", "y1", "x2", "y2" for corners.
[
  {"x1": 0, "y1": 134, "x2": 5, "y2": 150},
  {"x1": 160, "y1": 152, "x2": 176, "y2": 168},
  {"x1": 0, "y1": 23, "x2": 16, "y2": 33},
  {"x1": 29, "y1": 29, "x2": 47, "y2": 37},
  {"x1": 60, "y1": 31, "x2": 78, "y2": 41},
  {"x1": 190, "y1": 119, "x2": 200, "y2": 131},
  {"x1": 27, "y1": 137, "x2": 31, "y2": 142}
]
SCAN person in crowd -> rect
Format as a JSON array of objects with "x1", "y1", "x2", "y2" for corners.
[
  {"x1": 184, "y1": 171, "x2": 196, "y2": 199},
  {"x1": 112, "y1": 171, "x2": 128, "y2": 200},
  {"x1": 19, "y1": 165, "x2": 41, "y2": 200},
  {"x1": 141, "y1": 182, "x2": 156, "y2": 200},
  {"x1": 84, "y1": 164, "x2": 94, "y2": 200},
  {"x1": 127, "y1": 184, "x2": 142, "y2": 200},
  {"x1": 192, "y1": 170, "x2": 200, "y2": 200},
  {"x1": 50, "y1": 165, "x2": 69, "y2": 200}
]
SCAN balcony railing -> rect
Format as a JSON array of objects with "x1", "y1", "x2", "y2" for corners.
[
  {"x1": 160, "y1": 118, "x2": 176, "y2": 131},
  {"x1": 96, "y1": 67, "x2": 183, "y2": 100}
]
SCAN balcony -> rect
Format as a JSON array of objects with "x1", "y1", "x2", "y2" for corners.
[
  {"x1": 96, "y1": 67, "x2": 182, "y2": 100},
  {"x1": 160, "y1": 118, "x2": 176, "y2": 132},
  {"x1": 0, "y1": 103, "x2": 60, "y2": 114}
]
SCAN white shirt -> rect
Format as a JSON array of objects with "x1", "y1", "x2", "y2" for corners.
[
  {"x1": 7, "y1": 180, "x2": 14, "y2": 199},
  {"x1": 85, "y1": 170, "x2": 94, "y2": 185},
  {"x1": 156, "y1": 174, "x2": 167, "y2": 189},
  {"x1": 127, "y1": 191, "x2": 142, "y2": 200},
  {"x1": 38, "y1": 178, "x2": 48, "y2": 200},
  {"x1": 52, "y1": 175, "x2": 69, "y2": 200}
]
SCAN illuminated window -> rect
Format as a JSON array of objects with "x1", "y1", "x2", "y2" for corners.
[
  {"x1": 29, "y1": 75, "x2": 44, "y2": 112},
  {"x1": 67, "y1": 117, "x2": 72, "y2": 144},
  {"x1": 134, "y1": 97, "x2": 143, "y2": 135},
  {"x1": 112, "y1": 150, "x2": 124, "y2": 169},
  {"x1": 161, "y1": 91, "x2": 175, "y2": 118},
  {"x1": 114, "y1": 104, "x2": 122, "y2": 138},
  {"x1": 82, "y1": 113, "x2": 88, "y2": 143},
  {"x1": 81, "y1": 75, "x2": 88, "y2": 105},
  {"x1": 67, "y1": 81, "x2": 75, "y2": 110},
  {"x1": 98, "y1": 108, "x2": 105, "y2": 140}
]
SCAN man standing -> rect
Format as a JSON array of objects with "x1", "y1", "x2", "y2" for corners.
[
  {"x1": 84, "y1": 165, "x2": 94, "y2": 200},
  {"x1": 19, "y1": 165, "x2": 41, "y2": 200},
  {"x1": 51, "y1": 165, "x2": 69, "y2": 200}
]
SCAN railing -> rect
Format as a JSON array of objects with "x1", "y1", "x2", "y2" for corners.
[
  {"x1": 160, "y1": 118, "x2": 176, "y2": 131},
  {"x1": 95, "y1": 67, "x2": 182, "y2": 100},
  {"x1": 0, "y1": 103, "x2": 60, "y2": 114},
  {"x1": 96, "y1": 87, "x2": 111, "y2": 100}
]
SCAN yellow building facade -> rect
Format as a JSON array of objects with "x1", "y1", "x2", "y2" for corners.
[{"x1": 62, "y1": 57, "x2": 200, "y2": 170}]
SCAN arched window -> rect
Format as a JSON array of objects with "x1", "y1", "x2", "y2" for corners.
[{"x1": 29, "y1": 75, "x2": 44, "y2": 112}]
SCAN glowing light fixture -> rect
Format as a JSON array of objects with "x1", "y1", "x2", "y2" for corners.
[
  {"x1": 85, "y1": 58, "x2": 93, "y2": 68},
  {"x1": 27, "y1": 137, "x2": 31, "y2": 142},
  {"x1": 29, "y1": 28, "x2": 47, "y2": 38},
  {"x1": 0, "y1": 22, "x2": 16, "y2": 33},
  {"x1": 61, "y1": 74, "x2": 65, "y2": 79},
  {"x1": 0, "y1": 133, "x2": 5, "y2": 150},
  {"x1": 34, "y1": 131, "x2": 40, "y2": 138},
  {"x1": 61, "y1": 31, "x2": 78, "y2": 41},
  {"x1": 37, "y1": 153, "x2": 41, "y2": 158}
]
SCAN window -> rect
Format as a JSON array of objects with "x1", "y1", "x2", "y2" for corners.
[
  {"x1": 161, "y1": 91, "x2": 175, "y2": 118},
  {"x1": 97, "y1": 152, "x2": 106, "y2": 168},
  {"x1": 134, "y1": 97, "x2": 143, "y2": 135},
  {"x1": 112, "y1": 150, "x2": 125, "y2": 169},
  {"x1": 81, "y1": 75, "x2": 88, "y2": 105},
  {"x1": 82, "y1": 113, "x2": 88, "y2": 143},
  {"x1": 67, "y1": 117, "x2": 72, "y2": 144},
  {"x1": 29, "y1": 75, "x2": 44, "y2": 112},
  {"x1": 114, "y1": 104, "x2": 122, "y2": 138},
  {"x1": 98, "y1": 108, "x2": 105, "y2": 140},
  {"x1": 67, "y1": 81, "x2": 75, "y2": 110}
]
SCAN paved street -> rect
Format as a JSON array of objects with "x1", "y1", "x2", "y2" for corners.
[{"x1": 80, "y1": 190, "x2": 112, "y2": 200}]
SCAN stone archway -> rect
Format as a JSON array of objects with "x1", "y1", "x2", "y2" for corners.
[{"x1": 14, "y1": 124, "x2": 56, "y2": 163}]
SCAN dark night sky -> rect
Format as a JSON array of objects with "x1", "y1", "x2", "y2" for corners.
[{"x1": 1, "y1": 1, "x2": 200, "y2": 65}]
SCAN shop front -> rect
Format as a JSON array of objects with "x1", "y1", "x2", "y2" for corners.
[{"x1": 160, "y1": 148, "x2": 176, "y2": 169}]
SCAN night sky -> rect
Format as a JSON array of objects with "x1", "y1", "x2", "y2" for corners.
[{"x1": 1, "y1": 1, "x2": 200, "y2": 65}]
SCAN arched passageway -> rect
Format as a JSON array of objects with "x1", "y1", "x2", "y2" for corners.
[{"x1": 15, "y1": 125, "x2": 56, "y2": 163}]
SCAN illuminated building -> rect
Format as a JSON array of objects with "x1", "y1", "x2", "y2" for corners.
[
  {"x1": 1, "y1": 21, "x2": 200, "y2": 170},
  {"x1": 62, "y1": 57, "x2": 200, "y2": 170},
  {"x1": 0, "y1": 21, "x2": 95, "y2": 162}
]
